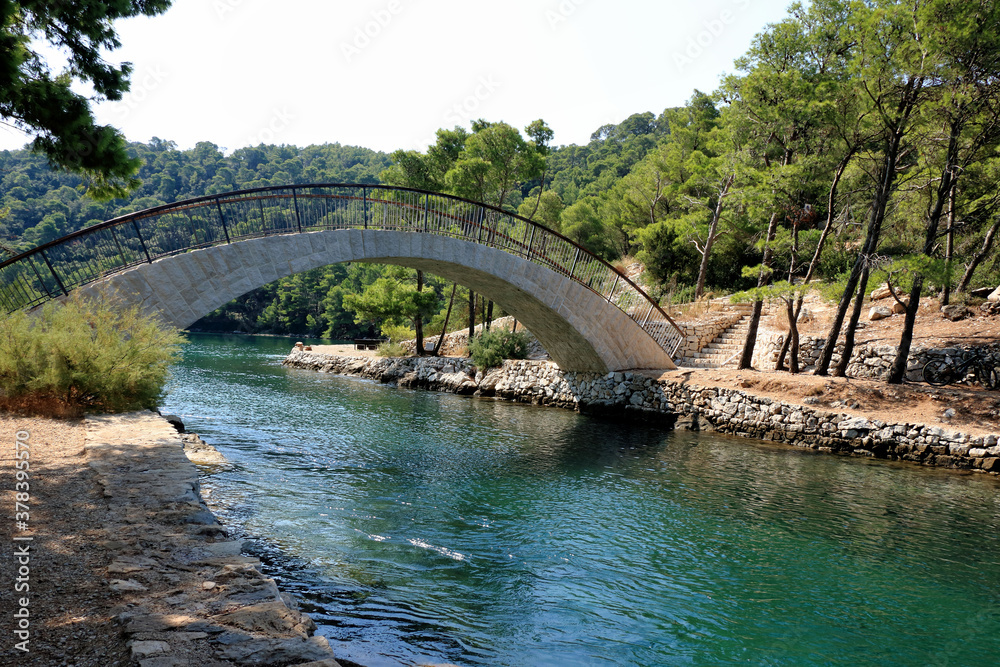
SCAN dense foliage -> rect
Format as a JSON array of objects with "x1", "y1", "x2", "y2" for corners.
[
  {"x1": 0, "y1": 0, "x2": 173, "y2": 198},
  {"x1": 468, "y1": 329, "x2": 530, "y2": 370},
  {"x1": 0, "y1": 292, "x2": 182, "y2": 413}
]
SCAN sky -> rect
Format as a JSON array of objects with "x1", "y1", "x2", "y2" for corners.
[{"x1": 1, "y1": 0, "x2": 797, "y2": 155}]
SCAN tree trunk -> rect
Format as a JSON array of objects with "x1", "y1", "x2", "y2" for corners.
[
  {"x1": 526, "y1": 169, "x2": 548, "y2": 222},
  {"x1": 888, "y1": 276, "x2": 923, "y2": 384},
  {"x1": 414, "y1": 270, "x2": 425, "y2": 356},
  {"x1": 957, "y1": 215, "x2": 1000, "y2": 293},
  {"x1": 834, "y1": 266, "x2": 870, "y2": 376},
  {"x1": 815, "y1": 252, "x2": 869, "y2": 376},
  {"x1": 785, "y1": 299, "x2": 800, "y2": 374},
  {"x1": 468, "y1": 290, "x2": 476, "y2": 343},
  {"x1": 775, "y1": 327, "x2": 791, "y2": 371},
  {"x1": 888, "y1": 121, "x2": 962, "y2": 384},
  {"x1": 738, "y1": 211, "x2": 780, "y2": 370},
  {"x1": 486, "y1": 300, "x2": 494, "y2": 331},
  {"x1": 433, "y1": 283, "x2": 457, "y2": 356},
  {"x1": 815, "y1": 76, "x2": 922, "y2": 376},
  {"x1": 775, "y1": 152, "x2": 854, "y2": 372},
  {"x1": 695, "y1": 174, "x2": 734, "y2": 299},
  {"x1": 940, "y1": 182, "x2": 957, "y2": 305},
  {"x1": 738, "y1": 301, "x2": 764, "y2": 370}
]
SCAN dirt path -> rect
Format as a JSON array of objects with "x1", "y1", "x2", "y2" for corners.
[{"x1": 0, "y1": 416, "x2": 132, "y2": 666}]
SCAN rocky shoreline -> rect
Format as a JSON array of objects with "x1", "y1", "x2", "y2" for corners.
[
  {"x1": 84, "y1": 411, "x2": 344, "y2": 667},
  {"x1": 283, "y1": 349, "x2": 1000, "y2": 476}
]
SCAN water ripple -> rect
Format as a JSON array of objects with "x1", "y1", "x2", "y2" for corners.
[{"x1": 166, "y1": 335, "x2": 1000, "y2": 667}]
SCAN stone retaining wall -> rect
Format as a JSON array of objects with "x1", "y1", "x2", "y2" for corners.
[
  {"x1": 675, "y1": 312, "x2": 745, "y2": 359},
  {"x1": 284, "y1": 349, "x2": 1000, "y2": 475},
  {"x1": 85, "y1": 411, "x2": 341, "y2": 667},
  {"x1": 755, "y1": 332, "x2": 999, "y2": 382}
]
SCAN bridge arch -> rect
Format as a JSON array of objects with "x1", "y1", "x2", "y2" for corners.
[{"x1": 0, "y1": 185, "x2": 681, "y2": 372}]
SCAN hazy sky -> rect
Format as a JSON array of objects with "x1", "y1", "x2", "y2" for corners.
[{"x1": 2, "y1": 0, "x2": 795, "y2": 154}]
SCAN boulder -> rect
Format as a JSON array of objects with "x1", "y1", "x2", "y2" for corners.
[
  {"x1": 161, "y1": 414, "x2": 185, "y2": 433},
  {"x1": 870, "y1": 285, "x2": 892, "y2": 301},
  {"x1": 941, "y1": 304, "x2": 969, "y2": 321},
  {"x1": 970, "y1": 286, "x2": 994, "y2": 298},
  {"x1": 990, "y1": 286, "x2": 1000, "y2": 302},
  {"x1": 868, "y1": 306, "x2": 892, "y2": 321},
  {"x1": 110, "y1": 579, "x2": 148, "y2": 593},
  {"x1": 891, "y1": 299, "x2": 909, "y2": 314},
  {"x1": 211, "y1": 601, "x2": 315, "y2": 637}
]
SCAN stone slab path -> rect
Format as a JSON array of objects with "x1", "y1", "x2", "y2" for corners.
[{"x1": 84, "y1": 411, "x2": 342, "y2": 667}]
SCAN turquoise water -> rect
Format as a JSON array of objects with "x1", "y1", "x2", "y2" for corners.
[{"x1": 163, "y1": 334, "x2": 1000, "y2": 666}]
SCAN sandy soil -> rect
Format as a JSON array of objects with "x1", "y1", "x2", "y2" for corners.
[
  {"x1": 307, "y1": 344, "x2": 379, "y2": 358},
  {"x1": 663, "y1": 293, "x2": 1000, "y2": 437},
  {"x1": 795, "y1": 295, "x2": 1000, "y2": 348},
  {"x1": 652, "y1": 366, "x2": 1000, "y2": 437},
  {"x1": 0, "y1": 416, "x2": 132, "y2": 666}
]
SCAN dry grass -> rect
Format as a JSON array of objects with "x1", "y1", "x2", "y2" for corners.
[
  {"x1": 612, "y1": 255, "x2": 638, "y2": 274},
  {"x1": 673, "y1": 297, "x2": 728, "y2": 320}
]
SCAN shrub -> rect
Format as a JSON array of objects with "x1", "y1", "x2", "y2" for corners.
[
  {"x1": 376, "y1": 341, "x2": 407, "y2": 357},
  {"x1": 468, "y1": 329, "x2": 530, "y2": 369},
  {"x1": 0, "y1": 293, "x2": 183, "y2": 415},
  {"x1": 381, "y1": 323, "x2": 414, "y2": 343}
]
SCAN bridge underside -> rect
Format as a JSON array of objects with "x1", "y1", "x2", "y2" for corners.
[{"x1": 76, "y1": 230, "x2": 675, "y2": 373}]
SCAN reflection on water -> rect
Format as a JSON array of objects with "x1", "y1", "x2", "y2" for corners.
[{"x1": 164, "y1": 334, "x2": 1000, "y2": 666}]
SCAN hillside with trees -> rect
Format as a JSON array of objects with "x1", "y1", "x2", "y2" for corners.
[{"x1": 3, "y1": 0, "x2": 1000, "y2": 380}]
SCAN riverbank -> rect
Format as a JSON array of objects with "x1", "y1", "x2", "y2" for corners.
[
  {"x1": 283, "y1": 349, "x2": 1000, "y2": 476},
  {"x1": 0, "y1": 411, "x2": 345, "y2": 667}
]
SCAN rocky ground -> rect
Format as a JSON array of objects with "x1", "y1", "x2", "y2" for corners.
[
  {"x1": 654, "y1": 366, "x2": 1000, "y2": 438},
  {"x1": 666, "y1": 291, "x2": 1000, "y2": 435},
  {"x1": 312, "y1": 292, "x2": 1000, "y2": 437},
  {"x1": 1, "y1": 413, "x2": 346, "y2": 667}
]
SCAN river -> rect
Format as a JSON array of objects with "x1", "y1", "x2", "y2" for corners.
[{"x1": 161, "y1": 334, "x2": 1000, "y2": 666}]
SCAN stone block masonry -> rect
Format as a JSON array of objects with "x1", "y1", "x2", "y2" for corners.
[
  {"x1": 75, "y1": 229, "x2": 675, "y2": 373},
  {"x1": 754, "y1": 330, "x2": 1000, "y2": 382},
  {"x1": 675, "y1": 311, "x2": 745, "y2": 359},
  {"x1": 284, "y1": 349, "x2": 1000, "y2": 476}
]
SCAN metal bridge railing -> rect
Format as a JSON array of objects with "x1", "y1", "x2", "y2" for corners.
[{"x1": 0, "y1": 184, "x2": 684, "y2": 357}]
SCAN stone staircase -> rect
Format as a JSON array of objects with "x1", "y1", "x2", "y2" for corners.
[{"x1": 678, "y1": 305, "x2": 770, "y2": 369}]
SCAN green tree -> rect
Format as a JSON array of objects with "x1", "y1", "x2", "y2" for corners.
[
  {"x1": 560, "y1": 199, "x2": 617, "y2": 260},
  {"x1": 811, "y1": 0, "x2": 930, "y2": 377},
  {"x1": 342, "y1": 267, "x2": 440, "y2": 348},
  {"x1": 445, "y1": 120, "x2": 544, "y2": 210},
  {"x1": 886, "y1": 0, "x2": 1000, "y2": 383},
  {"x1": 517, "y1": 189, "x2": 563, "y2": 231},
  {"x1": 0, "y1": 0, "x2": 172, "y2": 198}
]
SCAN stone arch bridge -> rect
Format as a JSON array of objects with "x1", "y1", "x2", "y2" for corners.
[{"x1": 0, "y1": 184, "x2": 681, "y2": 372}]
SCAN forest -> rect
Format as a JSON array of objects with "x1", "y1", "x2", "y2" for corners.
[{"x1": 3, "y1": 0, "x2": 1000, "y2": 383}]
